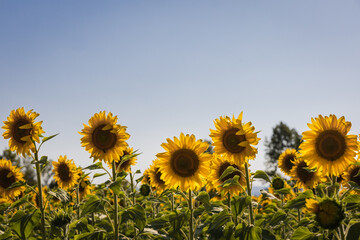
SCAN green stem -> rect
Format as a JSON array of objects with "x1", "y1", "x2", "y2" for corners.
[
  {"x1": 35, "y1": 151, "x2": 46, "y2": 240},
  {"x1": 244, "y1": 162, "x2": 254, "y2": 225},
  {"x1": 130, "y1": 171, "x2": 135, "y2": 204},
  {"x1": 76, "y1": 184, "x2": 80, "y2": 219},
  {"x1": 188, "y1": 189, "x2": 194, "y2": 240},
  {"x1": 112, "y1": 161, "x2": 119, "y2": 240},
  {"x1": 339, "y1": 225, "x2": 345, "y2": 240}
]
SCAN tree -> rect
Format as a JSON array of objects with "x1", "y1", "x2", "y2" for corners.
[{"x1": 264, "y1": 122, "x2": 302, "y2": 177}]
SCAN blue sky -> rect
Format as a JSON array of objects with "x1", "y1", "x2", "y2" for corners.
[{"x1": 1, "y1": 1, "x2": 360, "y2": 183}]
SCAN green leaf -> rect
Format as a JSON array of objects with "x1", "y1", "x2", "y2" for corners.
[
  {"x1": 348, "y1": 181, "x2": 360, "y2": 190},
  {"x1": 268, "y1": 210, "x2": 287, "y2": 226},
  {"x1": 274, "y1": 187, "x2": 291, "y2": 195},
  {"x1": 284, "y1": 190, "x2": 313, "y2": 209},
  {"x1": 11, "y1": 195, "x2": 30, "y2": 208},
  {"x1": 10, "y1": 209, "x2": 41, "y2": 239},
  {"x1": 195, "y1": 191, "x2": 210, "y2": 207},
  {"x1": 41, "y1": 133, "x2": 59, "y2": 143},
  {"x1": 6, "y1": 181, "x2": 26, "y2": 190},
  {"x1": 74, "y1": 231, "x2": 105, "y2": 240},
  {"x1": 235, "y1": 224, "x2": 262, "y2": 240},
  {"x1": 220, "y1": 175, "x2": 241, "y2": 188},
  {"x1": 291, "y1": 227, "x2": 317, "y2": 240},
  {"x1": 343, "y1": 194, "x2": 360, "y2": 204},
  {"x1": 84, "y1": 162, "x2": 103, "y2": 170},
  {"x1": 93, "y1": 173, "x2": 107, "y2": 179},
  {"x1": 220, "y1": 166, "x2": 238, "y2": 180},
  {"x1": 207, "y1": 210, "x2": 232, "y2": 233},
  {"x1": 346, "y1": 222, "x2": 360, "y2": 240},
  {"x1": 252, "y1": 170, "x2": 271, "y2": 183},
  {"x1": 262, "y1": 229, "x2": 276, "y2": 240},
  {"x1": 81, "y1": 195, "x2": 104, "y2": 217},
  {"x1": 231, "y1": 195, "x2": 251, "y2": 216},
  {"x1": 47, "y1": 189, "x2": 70, "y2": 203},
  {"x1": 121, "y1": 204, "x2": 146, "y2": 231},
  {"x1": 0, "y1": 229, "x2": 12, "y2": 240},
  {"x1": 109, "y1": 176, "x2": 124, "y2": 195}
]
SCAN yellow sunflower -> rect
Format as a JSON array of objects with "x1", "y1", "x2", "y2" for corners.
[
  {"x1": 148, "y1": 160, "x2": 167, "y2": 194},
  {"x1": 278, "y1": 149, "x2": 299, "y2": 176},
  {"x1": 290, "y1": 157, "x2": 324, "y2": 190},
  {"x1": 107, "y1": 147, "x2": 137, "y2": 173},
  {"x1": 343, "y1": 161, "x2": 360, "y2": 193},
  {"x1": 79, "y1": 111, "x2": 130, "y2": 164},
  {"x1": 0, "y1": 159, "x2": 25, "y2": 198},
  {"x1": 210, "y1": 113, "x2": 260, "y2": 164},
  {"x1": 268, "y1": 177, "x2": 295, "y2": 201},
  {"x1": 141, "y1": 168, "x2": 151, "y2": 185},
  {"x1": 208, "y1": 154, "x2": 246, "y2": 196},
  {"x1": 156, "y1": 133, "x2": 211, "y2": 191},
  {"x1": 2, "y1": 108, "x2": 44, "y2": 157},
  {"x1": 300, "y1": 114, "x2": 358, "y2": 176},
  {"x1": 52, "y1": 156, "x2": 80, "y2": 190}
]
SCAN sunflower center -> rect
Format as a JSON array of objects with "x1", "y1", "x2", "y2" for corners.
[
  {"x1": 296, "y1": 161, "x2": 314, "y2": 184},
  {"x1": 12, "y1": 119, "x2": 31, "y2": 144},
  {"x1": 170, "y1": 149, "x2": 200, "y2": 177},
  {"x1": 92, "y1": 124, "x2": 117, "y2": 152},
  {"x1": 155, "y1": 168, "x2": 166, "y2": 185},
  {"x1": 272, "y1": 177, "x2": 285, "y2": 190},
  {"x1": 222, "y1": 128, "x2": 246, "y2": 153},
  {"x1": 315, "y1": 130, "x2": 346, "y2": 161},
  {"x1": 350, "y1": 167, "x2": 360, "y2": 186},
  {"x1": 218, "y1": 162, "x2": 241, "y2": 182},
  {"x1": 283, "y1": 155, "x2": 295, "y2": 172},
  {"x1": 58, "y1": 163, "x2": 71, "y2": 182},
  {"x1": 0, "y1": 168, "x2": 16, "y2": 189}
]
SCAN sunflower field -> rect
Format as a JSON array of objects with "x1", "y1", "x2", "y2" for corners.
[{"x1": 1, "y1": 108, "x2": 360, "y2": 240}]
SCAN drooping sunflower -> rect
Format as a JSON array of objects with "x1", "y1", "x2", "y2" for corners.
[
  {"x1": 290, "y1": 157, "x2": 324, "y2": 190},
  {"x1": 208, "y1": 154, "x2": 246, "y2": 196},
  {"x1": 53, "y1": 156, "x2": 80, "y2": 190},
  {"x1": 107, "y1": 147, "x2": 137, "y2": 173},
  {"x1": 343, "y1": 161, "x2": 360, "y2": 193},
  {"x1": 278, "y1": 149, "x2": 299, "y2": 176},
  {"x1": 156, "y1": 133, "x2": 211, "y2": 191},
  {"x1": 210, "y1": 113, "x2": 260, "y2": 164},
  {"x1": 78, "y1": 175, "x2": 92, "y2": 200},
  {"x1": 306, "y1": 198, "x2": 345, "y2": 230},
  {"x1": 2, "y1": 108, "x2": 44, "y2": 157},
  {"x1": 0, "y1": 159, "x2": 25, "y2": 198},
  {"x1": 300, "y1": 114, "x2": 358, "y2": 176},
  {"x1": 79, "y1": 111, "x2": 130, "y2": 164},
  {"x1": 148, "y1": 160, "x2": 167, "y2": 194}
]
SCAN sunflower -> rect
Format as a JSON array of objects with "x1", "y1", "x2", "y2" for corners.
[
  {"x1": 343, "y1": 161, "x2": 360, "y2": 193},
  {"x1": 210, "y1": 113, "x2": 260, "y2": 164},
  {"x1": 269, "y1": 177, "x2": 295, "y2": 201},
  {"x1": 306, "y1": 198, "x2": 344, "y2": 230},
  {"x1": 300, "y1": 114, "x2": 358, "y2": 176},
  {"x1": 148, "y1": 160, "x2": 167, "y2": 194},
  {"x1": 141, "y1": 169, "x2": 151, "y2": 185},
  {"x1": 78, "y1": 176, "x2": 92, "y2": 200},
  {"x1": 208, "y1": 154, "x2": 246, "y2": 196},
  {"x1": 79, "y1": 111, "x2": 130, "y2": 164},
  {"x1": 0, "y1": 159, "x2": 25, "y2": 198},
  {"x1": 53, "y1": 156, "x2": 80, "y2": 190},
  {"x1": 2, "y1": 108, "x2": 44, "y2": 157},
  {"x1": 290, "y1": 157, "x2": 324, "y2": 190},
  {"x1": 278, "y1": 149, "x2": 299, "y2": 176},
  {"x1": 107, "y1": 147, "x2": 137, "y2": 173},
  {"x1": 156, "y1": 133, "x2": 211, "y2": 191}
]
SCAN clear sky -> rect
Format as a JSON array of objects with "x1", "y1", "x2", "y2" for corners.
[{"x1": 1, "y1": 1, "x2": 360, "y2": 183}]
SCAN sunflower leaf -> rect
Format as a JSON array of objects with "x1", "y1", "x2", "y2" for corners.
[
  {"x1": 120, "y1": 204, "x2": 146, "y2": 231},
  {"x1": 274, "y1": 188, "x2": 291, "y2": 195},
  {"x1": 93, "y1": 173, "x2": 107, "y2": 179},
  {"x1": 231, "y1": 195, "x2": 251, "y2": 216},
  {"x1": 284, "y1": 190, "x2": 313, "y2": 209},
  {"x1": 252, "y1": 170, "x2": 271, "y2": 183},
  {"x1": 109, "y1": 177, "x2": 125, "y2": 196},
  {"x1": 81, "y1": 195, "x2": 104, "y2": 217},
  {"x1": 268, "y1": 210, "x2": 287, "y2": 226},
  {"x1": 234, "y1": 223, "x2": 262, "y2": 240},
  {"x1": 291, "y1": 226, "x2": 317, "y2": 240},
  {"x1": 11, "y1": 195, "x2": 30, "y2": 208},
  {"x1": 348, "y1": 181, "x2": 360, "y2": 190},
  {"x1": 41, "y1": 133, "x2": 59, "y2": 143},
  {"x1": 343, "y1": 194, "x2": 360, "y2": 204},
  {"x1": 220, "y1": 175, "x2": 241, "y2": 188},
  {"x1": 6, "y1": 180, "x2": 26, "y2": 190},
  {"x1": 84, "y1": 162, "x2": 103, "y2": 170},
  {"x1": 219, "y1": 166, "x2": 238, "y2": 181}
]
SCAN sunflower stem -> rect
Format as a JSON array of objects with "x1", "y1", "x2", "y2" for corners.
[
  {"x1": 188, "y1": 189, "x2": 194, "y2": 240},
  {"x1": 34, "y1": 150, "x2": 46, "y2": 240},
  {"x1": 76, "y1": 184, "x2": 80, "y2": 219},
  {"x1": 339, "y1": 225, "x2": 345, "y2": 240},
  {"x1": 244, "y1": 162, "x2": 254, "y2": 225},
  {"x1": 112, "y1": 160, "x2": 119, "y2": 240},
  {"x1": 130, "y1": 170, "x2": 135, "y2": 205}
]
